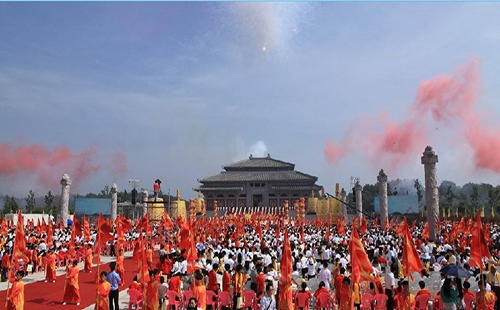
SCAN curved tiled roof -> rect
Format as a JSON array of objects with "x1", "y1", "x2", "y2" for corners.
[
  {"x1": 199, "y1": 170, "x2": 317, "y2": 183},
  {"x1": 223, "y1": 155, "x2": 294, "y2": 171}
]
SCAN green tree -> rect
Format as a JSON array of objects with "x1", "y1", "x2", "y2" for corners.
[
  {"x1": 414, "y1": 179, "x2": 423, "y2": 203},
  {"x1": 25, "y1": 190, "x2": 36, "y2": 213},
  {"x1": 444, "y1": 186, "x2": 454, "y2": 208},
  {"x1": 470, "y1": 186, "x2": 479, "y2": 211},
  {"x1": 100, "y1": 185, "x2": 110, "y2": 197},
  {"x1": 387, "y1": 184, "x2": 393, "y2": 196},
  {"x1": 3, "y1": 196, "x2": 19, "y2": 214},
  {"x1": 488, "y1": 186, "x2": 500, "y2": 217},
  {"x1": 44, "y1": 190, "x2": 54, "y2": 210},
  {"x1": 362, "y1": 184, "x2": 378, "y2": 213}
]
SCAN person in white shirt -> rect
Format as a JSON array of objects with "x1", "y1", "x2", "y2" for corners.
[
  {"x1": 318, "y1": 261, "x2": 332, "y2": 291},
  {"x1": 383, "y1": 266, "x2": 396, "y2": 310},
  {"x1": 260, "y1": 284, "x2": 276, "y2": 310},
  {"x1": 307, "y1": 256, "x2": 317, "y2": 280}
]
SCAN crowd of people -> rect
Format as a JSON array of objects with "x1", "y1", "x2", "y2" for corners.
[{"x1": 1, "y1": 211, "x2": 500, "y2": 310}]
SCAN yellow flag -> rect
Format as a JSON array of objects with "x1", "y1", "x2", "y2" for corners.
[
  {"x1": 481, "y1": 206, "x2": 485, "y2": 218},
  {"x1": 455, "y1": 206, "x2": 459, "y2": 218},
  {"x1": 447, "y1": 207, "x2": 451, "y2": 218},
  {"x1": 493, "y1": 206, "x2": 496, "y2": 218}
]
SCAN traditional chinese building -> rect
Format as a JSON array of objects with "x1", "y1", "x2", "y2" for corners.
[{"x1": 194, "y1": 154, "x2": 322, "y2": 210}]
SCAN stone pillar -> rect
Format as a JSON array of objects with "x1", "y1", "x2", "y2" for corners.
[
  {"x1": 60, "y1": 174, "x2": 71, "y2": 227},
  {"x1": 340, "y1": 188, "x2": 347, "y2": 219},
  {"x1": 355, "y1": 181, "x2": 363, "y2": 221},
  {"x1": 377, "y1": 169, "x2": 388, "y2": 227},
  {"x1": 142, "y1": 190, "x2": 148, "y2": 217},
  {"x1": 110, "y1": 183, "x2": 118, "y2": 222},
  {"x1": 421, "y1": 146, "x2": 439, "y2": 240}
]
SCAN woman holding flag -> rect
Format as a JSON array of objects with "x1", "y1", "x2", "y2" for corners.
[
  {"x1": 6, "y1": 271, "x2": 24, "y2": 310},
  {"x1": 62, "y1": 259, "x2": 81, "y2": 306}
]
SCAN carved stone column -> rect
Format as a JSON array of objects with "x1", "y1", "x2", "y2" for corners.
[
  {"x1": 142, "y1": 190, "x2": 149, "y2": 217},
  {"x1": 110, "y1": 183, "x2": 118, "y2": 221},
  {"x1": 340, "y1": 188, "x2": 347, "y2": 219},
  {"x1": 421, "y1": 146, "x2": 439, "y2": 240},
  {"x1": 355, "y1": 181, "x2": 363, "y2": 221},
  {"x1": 377, "y1": 169, "x2": 388, "y2": 228},
  {"x1": 60, "y1": 174, "x2": 71, "y2": 227}
]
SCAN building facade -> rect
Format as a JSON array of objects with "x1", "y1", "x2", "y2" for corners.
[{"x1": 194, "y1": 154, "x2": 322, "y2": 210}]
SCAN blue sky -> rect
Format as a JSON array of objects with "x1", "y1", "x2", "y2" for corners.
[{"x1": 1, "y1": 2, "x2": 500, "y2": 198}]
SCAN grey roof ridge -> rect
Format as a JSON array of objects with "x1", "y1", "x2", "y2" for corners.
[{"x1": 222, "y1": 156, "x2": 295, "y2": 169}]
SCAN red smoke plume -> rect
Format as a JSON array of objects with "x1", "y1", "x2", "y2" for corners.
[
  {"x1": 325, "y1": 59, "x2": 500, "y2": 173},
  {"x1": 324, "y1": 139, "x2": 350, "y2": 164},
  {"x1": 0, "y1": 142, "x2": 128, "y2": 188}
]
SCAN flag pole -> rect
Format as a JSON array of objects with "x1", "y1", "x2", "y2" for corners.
[
  {"x1": 4, "y1": 264, "x2": 13, "y2": 308},
  {"x1": 95, "y1": 262, "x2": 100, "y2": 306}
]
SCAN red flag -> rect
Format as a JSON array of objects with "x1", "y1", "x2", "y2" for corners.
[
  {"x1": 469, "y1": 212, "x2": 491, "y2": 271},
  {"x1": 186, "y1": 222, "x2": 198, "y2": 274},
  {"x1": 411, "y1": 220, "x2": 417, "y2": 231},
  {"x1": 402, "y1": 218, "x2": 423, "y2": 280},
  {"x1": 179, "y1": 220, "x2": 191, "y2": 251},
  {"x1": 116, "y1": 217, "x2": 125, "y2": 251},
  {"x1": 359, "y1": 216, "x2": 367, "y2": 235},
  {"x1": 349, "y1": 228, "x2": 377, "y2": 284},
  {"x1": 275, "y1": 221, "x2": 280, "y2": 239},
  {"x1": 278, "y1": 231, "x2": 293, "y2": 310},
  {"x1": 484, "y1": 221, "x2": 491, "y2": 244},
  {"x1": 13, "y1": 211, "x2": 29, "y2": 262},
  {"x1": 163, "y1": 213, "x2": 174, "y2": 231},
  {"x1": 132, "y1": 233, "x2": 150, "y2": 284},
  {"x1": 47, "y1": 218, "x2": 54, "y2": 246},
  {"x1": 73, "y1": 216, "x2": 82, "y2": 237},
  {"x1": 0, "y1": 218, "x2": 8, "y2": 237},
  {"x1": 457, "y1": 217, "x2": 465, "y2": 233},
  {"x1": 421, "y1": 221, "x2": 429, "y2": 239},
  {"x1": 374, "y1": 217, "x2": 379, "y2": 228},
  {"x1": 93, "y1": 213, "x2": 114, "y2": 264},
  {"x1": 36, "y1": 218, "x2": 41, "y2": 235},
  {"x1": 337, "y1": 217, "x2": 345, "y2": 236},
  {"x1": 41, "y1": 217, "x2": 47, "y2": 231},
  {"x1": 67, "y1": 220, "x2": 77, "y2": 258},
  {"x1": 83, "y1": 216, "x2": 91, "y2": 242},
  {"x1": 255, "y1": 221, "x2": 263, "y2": 240},
  {"x1": 138, "y1": 214, "x2": 152, "y2": 237},
  {"x1": 466, "y1": 217, "x2": 473, "y2": 235},
  {"x1": 119, "y1": 214, "x2": 133, "y2": 231},
  {"x1": 353, "y1": 216, "x2": 359, "y2": 232},
  {"x1": 449, "y1": 222, "x2": 458, "y2": 245}
]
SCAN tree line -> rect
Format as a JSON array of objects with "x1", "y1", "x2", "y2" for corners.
[{"x1": 359, "y1": 179, "x2": 500, "y2": 217}]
